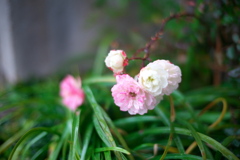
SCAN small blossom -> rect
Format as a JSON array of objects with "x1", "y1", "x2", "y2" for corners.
[
  {"x1": 60, "y1": 75, "x2": 84, "y2": 111},
  {"x1": 105, "y1": 50, "x2": 128, "y2": 74},
  {"x1": 111, "y1": 74, "x2": 159, "y2": 115},
  {"x1": 138, "y1": 61, "x2": 169, "y2": 96},
  {"x1": 156, "y1": 60, "x2": 182, "y2": 95}
]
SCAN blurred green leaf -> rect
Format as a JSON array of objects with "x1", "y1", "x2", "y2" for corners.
[
  {"x1": 81, "y1": 123, "x2": 93, "y2": 160},
  {"x1": 69, "y1": 111, "x2": 81, "y2": 160},
  {"x1": 95, "y1": 147, "x2": 130, "y2": 155},
  {"x1": 92, "y1": 34, "x2": 116, "y2": 76},
  {"x1": 8, "y1": 127, "x2": 59, "y2": 160}
]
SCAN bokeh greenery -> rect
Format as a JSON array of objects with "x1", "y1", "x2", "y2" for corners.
[{"x1": 1, "y1": 0, "x2": 240, "y2": 159}]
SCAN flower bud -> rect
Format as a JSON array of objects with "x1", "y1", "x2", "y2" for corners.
[{"x1": 105, "y1": 50, "x2": 128, "y2": 74}]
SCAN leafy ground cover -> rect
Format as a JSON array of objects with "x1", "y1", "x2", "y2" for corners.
[{"x1": 1, "y1": 0, "x2": 240, "y2": 159}]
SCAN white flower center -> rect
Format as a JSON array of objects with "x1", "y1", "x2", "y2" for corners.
[
  {"x1": 142, "y1": 70, "x2": 160, "y2": 89},
  {"x1": 110, "y1": 55, "x2": 123, "y2": 68},
  {"x1": 138, "y1": 64, "x2": 169, "y2": 96}
]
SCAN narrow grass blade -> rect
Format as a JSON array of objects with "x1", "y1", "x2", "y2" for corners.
[
  {"x1": 8, "y1": 127, "x2": 58, "y2": 160},
  {"x1": 215, "y1": 135, "x2": 240, "y2": 160},
  {"x1": 62, "y1": 135, "x2": 68, "y2": 159},
  {"x1": 114, "y1": 116, "x2": 160, "y2": 127},
  {"x1": 81, "y1": 124, "x2": 93, "y2": 160},
  {"x1": 84, "y1": 86, "x2": 116, "y2": 147},
  {"x1": 69, "y1": 111, "x2": 81, "y2": 160},
  {"x1": 204, "y1": 145, "x2": 214, "y2": 160},
  {"x1": 103, "y1": 150, "x2": 112, "y2": 160},
  {"x1": 154, "y1": 106, "x2": 185, "y2": 154},
  {"x1": 160, "y1": 123, "x2": 174, "y2": 160},
  {"x1": 84, "y1": 76, "x2": 116, "y2": 84},
  {"x1": 75, "y1": 152, "x2": 81, "y2": 160},
  {"x1": 182, "y1": 120, "x2": 207, "y2": 160},
  {"x1": 133, "y1": 143, "x2": 178, "y2": 153},
  {"x1": 95, "y1": 147, "x2": 130, "y2": 155},
  {"x1": 0, "y1": 122, "x2": 34, "y2": 155},
  {"x1": 21, "y1": 132, "x2": 47, "y2": 159},
  {"x1": 49, "y1": 121, "x2": 71, "y2": 160},
  {"x1": 127, "y1": 127, "x2": 240, "y2": 160},
  {"x1": 101, "y1": 107, "x2": 135, "y2": 160},
  {"x1": 92, "y1": 34, "x2": 116, "y2": 76},
  {"x1": 154, "y1": 106, "x2": 170, "y2": 126},
  {"x1": 0, "y1": 100, "x2": 30, "y2": 112},
  {"x1": 171, "y1": 125, "x2": 185, "y2": 154},
  {"x1": 150, "y1": 153, "x2": 209, "y2": 160},
  {"x1": 84, "y1": 85, "x2": 122, "y2": 160},
  {"x1": 0, "y1": 113, "x2": 15, "y2": 125},
  {"x1": 93, "y1": 115, "x2": 111, "y2": 147},
  {"x1": 31, "y1": 143, "x2": 49, "y2": 160}
]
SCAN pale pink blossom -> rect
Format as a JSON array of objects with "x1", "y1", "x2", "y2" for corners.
[
  {"x1": 111, "y1": 74, "x2": 159, "y2": 115},
  {"x1": 105, "y1": 50, "x2": 128, "y2": 74},
  {"x1": 60, "y1": 75, "x2": 84, "y2": 111},
  {"x1": 154, "y1": 60, "x2": 182, "y2": 95},
  {"x1": 138, "y1": 61, "x2": 169, "y2": 96},
  {"x1": 138, "y1": 60, "x2": 182, "y2": 96}
]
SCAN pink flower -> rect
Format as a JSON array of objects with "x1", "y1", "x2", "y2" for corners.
[
  {"x1": 60, "y1": 75, "x2": 84, "y2": 111},
  {"x1": 111, "y1": 74, "x2": 159, "y2": 115}
]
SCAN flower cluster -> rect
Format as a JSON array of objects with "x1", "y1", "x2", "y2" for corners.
[
  {"x1": 60, "y1": 75, "x2": 85, "y2": 111},
  {"x1": 105, "y1": 50, "x2": 182, "y2": 115}
]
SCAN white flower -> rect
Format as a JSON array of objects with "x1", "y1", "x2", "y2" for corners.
[
  {"x1": 105, "y1": 50, "x2": 128, "y2": 74},
  {"x1": 156, "y1": 60, "x2": 182, "y2": 95},
  {"x1": 138, "y1": 61, "x2": 169, "y2": 96}
]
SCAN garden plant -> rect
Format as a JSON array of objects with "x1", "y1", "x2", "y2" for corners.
[{"x1": 0, "y1": 0, "x2": 240, "y2": 160}]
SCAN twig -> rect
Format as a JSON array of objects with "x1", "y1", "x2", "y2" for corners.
[{"x1": 128, "y1": 12, "x2": 196, "y2": 65}]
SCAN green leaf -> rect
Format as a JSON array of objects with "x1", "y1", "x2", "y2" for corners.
[
  {"x1": 0, "y1": 113, "x2": 15, "y2": 125},
  {"x1": 95, "y1": 147, "x2": 130, "y2": 155},
  {"x1": 49, "y1": 121, "x2": 71, "y2": 160},
  {"x1": 215, "y1": 136, "x2": 239, "y2": 160},
  {"x1": 0, "y1": 121, "x2": 34, "y2": 155},
  {"x1": 21, "y1": 132, "x2": 47, "y2": 159},
  {"x1": 150, "y1": 153, "x2": 210, "y2": 160},
  {"x1": 101, "y1": 107, "x2": 135, "y2": 160},
  {"x1": 31, "y1": 143, "x2": 49, "y2": 160},
  {"x1": 81, "y1": 123, "x2": 93, "y2": 160},
  {"x1": 93, "y1": 116, "x2": 111, "y2": 147},
  {"x1": 154, "y1": 107, "x2": 170, "y2": 126},
  {"x1": 84, "y1": 76, "x2": 116, "y2": 84},
  {"x1": 69, "y1": 111, "x2": 81, "y2": 160},
  {"x1": 84, "y1": 85, "x2": 125, "y2": 160},
  {"x1": 181, "y1": 120, "x2": 207, "y2": 160},
  {"x1": 8, "y1": 127, "x2": 59, "y2": 160},
  {"x1": 154, "y1": 106, "x2": 185, "y2": 154},
  {"x1": 75, "y1": 152, "x2": 81, "y2": 160},
  {"x1": 114, "y1": 116, "x2": 160, "y2": 127},
  {"x1": 160, "y1": 122, "x2": 174, "y2": 160},
  {"x1": 103, "y1": 150, "x2": 111, "y2": 160},
  {"x1": 84, "y1": 86, "x2": 116, "y2": 147},
  {"x1": 127, "y1": 127, "x2": 240, "y2": 160},
  {"x1": 92, "y1": 34, "x2": 116, "y2": 76}
]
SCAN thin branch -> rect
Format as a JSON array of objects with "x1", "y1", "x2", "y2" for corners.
[{"x1": 129, "y1": 12, "x2": 196, "y2": 64}]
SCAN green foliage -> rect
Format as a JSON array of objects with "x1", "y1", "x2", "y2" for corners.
[
  {"x1": 1, "y1": 75, "x2": 239, "y2": 159},
  {"x1": 0, "y1": 0, "x2": 240, "y2": 159}
]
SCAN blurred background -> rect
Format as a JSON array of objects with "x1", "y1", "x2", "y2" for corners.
[
  {"x1": 1, "y1": 0, "x2": 238, "y2": 88},
  {"x1": 0, "y1": 0, "x2": 239, "y2": 90},
  {"x1": 0, "y1": 0, "x2": 240, "y2": 159}
]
